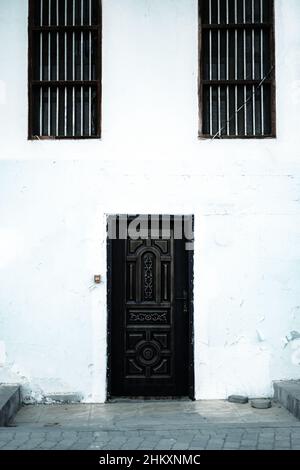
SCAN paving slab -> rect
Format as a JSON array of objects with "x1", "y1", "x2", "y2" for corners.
[
  {"x1": 0, "y1": 400, "x2": 298, "y2": 450},
  {"x1": 11, "y1": 399, "x2": 299, "y2": 430}
]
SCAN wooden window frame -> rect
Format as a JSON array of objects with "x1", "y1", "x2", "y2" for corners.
[
  {"x1": 28, "y1": 0, "x2": 102, "y2": 140},
  {"x1": 198, "y1": 0, "x2": 276, "y2": 139}
]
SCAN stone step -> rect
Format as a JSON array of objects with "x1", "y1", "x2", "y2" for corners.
[
  {"x1": 273, "y1": 380, "x2": 300, "y2": 420},
  {"x1": 0, "y1": 385, "x2": 21, "y2": 426}
]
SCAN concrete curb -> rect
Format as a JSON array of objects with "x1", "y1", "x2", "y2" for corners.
[
  {"x1": 0, "y1": 385, "x2": 21, "y2": 426},
  {"x1": 274, "y1": 380, "x2": 300, "y2": 420}
]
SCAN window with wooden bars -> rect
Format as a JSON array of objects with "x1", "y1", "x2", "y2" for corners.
[
  {"x1": 199, "y1": 0, "x2": 275, "y2": 138},
  {"x1": 28, "y1": 0, "x2": 101, "y2": 139}
]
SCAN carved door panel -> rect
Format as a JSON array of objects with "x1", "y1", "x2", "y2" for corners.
[{"x1": 110, "y1": 220, "x2": 190, "y2": 397}]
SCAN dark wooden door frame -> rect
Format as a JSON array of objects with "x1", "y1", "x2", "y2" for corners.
[{"x1": 106, "y1": 214, "x2": 195, "y2": 401}]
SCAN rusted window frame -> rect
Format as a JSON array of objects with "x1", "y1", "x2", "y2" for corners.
[
  {"x1": 28, "y1": 0, "x2": 102, "y2": 140},
  {"x1": 198, "y1": 0, "x2": 276, "y2": 139}
]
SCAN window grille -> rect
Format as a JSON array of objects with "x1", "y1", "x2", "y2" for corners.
[
  {"x1": 199, "y1": 0, "x2": 275, "y2": 138},
  {"x1": 28, "y1": 0, "x2": 101, "y2": 139}
]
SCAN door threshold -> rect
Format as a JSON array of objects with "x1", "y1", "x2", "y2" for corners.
[{"x1": 108, "y1": 396, "x2": 191, "y2": 403}]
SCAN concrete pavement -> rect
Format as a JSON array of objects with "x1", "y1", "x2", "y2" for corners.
[{"x1": 0, "y1": 400, "x2": 300, "y2": 450}]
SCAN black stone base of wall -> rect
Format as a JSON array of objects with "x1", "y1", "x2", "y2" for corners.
[
  {"x1": 0, "y1": 385, "x2": 21, "y2": 426},
  {"x1": 274, "y1": 380, "x2": 300, "y2": 420}
]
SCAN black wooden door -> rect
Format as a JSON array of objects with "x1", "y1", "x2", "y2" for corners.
[{"x1": 110, "y1": 218, "x2": 190, "y2": 397}]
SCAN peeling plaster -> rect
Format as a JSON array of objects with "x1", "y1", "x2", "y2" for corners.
[
  {"x1": 0, "y1": 341, "x2": 6, "y2": 367},
  {"x1": 256, "y1": 330, "x2": 266, "y2": 343},
  {"x1": 291, "y1": 339, "x2": 300, "y2": 366},
  {"x1": 0, "y1": 360, "x2": 84, "y2": 404},
  {"x1": 0, "y1": 362, "x2": 45, "y2": 403},
  {"x1": 286, "y1": 331, "x2": 300, "y2": 343},
  {"x1": 291, "y1": 306, "x2": 300, "y2": 320}
]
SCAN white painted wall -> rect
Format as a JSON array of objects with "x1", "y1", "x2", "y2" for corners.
[{"x1": 0, "y1": 0, "x2": 300, "y2": 402}]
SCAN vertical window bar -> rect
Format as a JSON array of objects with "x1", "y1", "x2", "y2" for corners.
[
  {"x1": 40, "y1": 0, "x2": 44, "y2": 135},
  {"x1": 89, "y1": 0, "x2": 92, "y2": 136},
  {"x1": 217, "y1": 0, "x2": 221, "y2": 136},
  {"x1": 64, "y1": 0, "x2": 67, "y2": 136},
  {"x1": 209, "y1": 0, "x2": 212, "y2": 80},
  {"x1": 218, "y1": 0, "x2": 220, "y2": 79},
  {"x1": 235, "y1": 86, "x2": 238, "y2": 135},
  {"x1": 226, "y1": 85, "x2": 229, "y2": 135},
  {"x1": 226, "y1": 0, "x2": 229, "y2": 135},
  {"x1": 226, "y1": 0, "x2": 229, "y2": 77},
  {"x1": 234, "y1": 0, "x2": 238, "y2": 135},
  {"x1": 48, "y1": 86, "x2": 51, "y2": 136},
  {"x1": 234, "y1": 1, "x2": 238, "y2": 76},
  {"x1": 209, "y1": 87, "x2": 213, "y2": 136},
  {"x1": 72, "y1": 0, "x2": 75, "y2": 136},
  {"x1": 243, "y1": 0, "x2": 247, "y2": 135},
  {"x1": 48, "y1": 0, "x2": 51, "y2": 136},
  {"x1": 56, "y1": 0, "x2": 59, "y2": 136},
  {"x1": 226, "y1": 34, "x2": 229, "y2": 80},
  {"x1": 81, "y1": 0, "x2": 84, "y2": 136},
  {"x1": 234, "y1": 0, "x2": 237, "y2": 23},
  {"x1": 209, "y1": 0, "x2": 212, "y2": 135},
  {"x1": 226, "y1": 0, "x2": 229, "y2": 24},
  {"x1": 260, "y1": 0, "x2": 264, "y2": 135},
  {"x1": 252, "y1": 2, "x2": 255, "y2": 78},
  {"x1": 218, "y1": 86, "x2": 221, "y2": 137},
  {"x1": 252, "y1": 0, "x2": 256, "y2": 135}
]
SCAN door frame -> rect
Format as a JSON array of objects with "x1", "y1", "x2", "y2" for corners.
[{"x1": 106, "y1": 214, "x2": 195, "y2": 400}]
